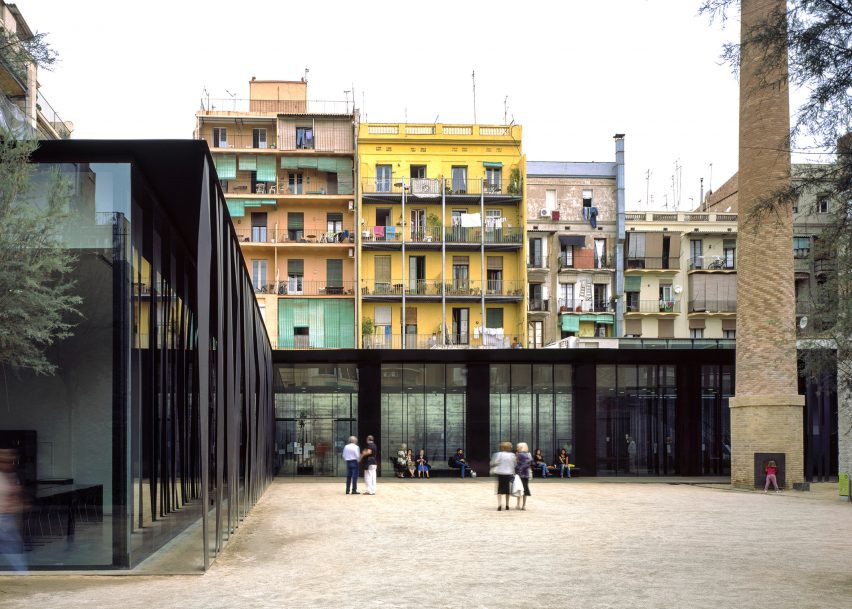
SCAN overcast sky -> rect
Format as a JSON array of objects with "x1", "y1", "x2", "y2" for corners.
[{"x1": 17, "y1": 0, "x2": 808, "y2": 211}]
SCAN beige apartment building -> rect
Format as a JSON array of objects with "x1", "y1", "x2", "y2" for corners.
[
  {"x1": 526, "y1": 160, "x2": 619, "y2": 346},
  {"x1": 195, "y1": 79, "x2": 357, "y2": 348},
  {"x1": 1, "y1": 1, "x2": 71, "y2": 139}
]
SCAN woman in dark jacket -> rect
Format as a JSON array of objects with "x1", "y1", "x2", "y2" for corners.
[
  {"x1": 556, "y1": 448, "x2": 571, "y2": 478},
  {"x1": 533, "y1": 448, "x2": 549, "y2": 477},
  {"x1": 515, "y1": 442, "x2": 533, "y2": 510}
]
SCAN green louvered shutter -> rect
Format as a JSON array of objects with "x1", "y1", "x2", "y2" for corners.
[
  {"x1": 317, "y1": 157, "x2": 337, "y2": 172},
  {"x1": 486, "y1": 308, "x2": 503, "y2": 329},
  {"x1": 239, "y1": 155, "x2": 257, "y2": 171},
  {"x1": 226, "y1": 200, "x2": 246, "y2": 217},
  {"x1": 280, "y1": 157, "x2": 299, "y2": 169},
  {"x1": 288, "y1": 213, "x2": 304, "y2": 230},
  {"x1": 336, "y1": 157, "x2": 354, "y2": 194},
  {"x1": 213, "y1": 154, "x2": 236, "y2": 180},
  {"x1": 256, "y1": 156, "x2": 277, "y2": 182},
  {"x1": 327, "y1": 259, "x2": 343, "y2": 288}
]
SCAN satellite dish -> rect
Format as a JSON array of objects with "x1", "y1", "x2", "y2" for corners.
[
  {"x1": 799, "y1": 316, "x2": 808, "y2": 329},
  {"x1": 673, "y1": 285, "x2": 683, "y2": 294}
]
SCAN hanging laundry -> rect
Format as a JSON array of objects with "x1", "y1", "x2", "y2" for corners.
[
  {"x1": 589, "y1": 207, "x2": 598, "y2": 229},
  {"x1": 460, "y1": 212, "x2": 481, "y2": 227},
  {"x1": 374, "y1": 226, "x2": 385, "y2": 238}
]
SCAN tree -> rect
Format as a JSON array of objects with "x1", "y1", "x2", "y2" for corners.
[
  {"x1": 700, "y1": 0, "x2": 852, "y2": 389},
  {"x1": 0, "y1": 26, "x2": 79, "y2": 375}
]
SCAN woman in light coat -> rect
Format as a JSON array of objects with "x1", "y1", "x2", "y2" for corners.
[
  {"x1": 490, "y1": 441, "x2": 517, "y2": 511},
  {"x1": 515, "y1": 443, "x2": 533, "y2": 510}
]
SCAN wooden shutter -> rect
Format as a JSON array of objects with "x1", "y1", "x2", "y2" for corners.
[
  {"x1": 657, "y1": 319, "x2": 674, "y2": 338},
  {"x1": 625, "y1": 319, "x2": 643, "y2": 336}
]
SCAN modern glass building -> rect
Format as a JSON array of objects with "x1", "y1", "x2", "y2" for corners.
[{"x1": 0, "y1": 141, "x2": 273, "y2": 571}]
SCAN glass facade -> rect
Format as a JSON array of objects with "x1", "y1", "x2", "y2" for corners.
[
  {"x1": 273, "y1": 364, "x2": 358, "y2": 476},
  {"x1": 595, "y1": 365, "x2": 677, "y2": 475},
  {"x1": 700, "y1": 365, "x2": 734, "y2": 475},
  {"x1": 1, "y1": 143, "x2": 274, "y2": 572},
  {"x1": 489, "y1": 364, "x2": 573, "y2": 463},
  {"x1": 380, "y1": 364, "x2": 467, "y2": 475}
]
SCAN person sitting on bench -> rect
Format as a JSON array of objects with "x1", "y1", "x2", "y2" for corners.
[
  {"x1": 555, "y1": 448, "x2": 571, "y2": 478},
  {"x1": 449, "y1": 448, "x2": 471, "y2": 478},
  {"x1": 533, "y1": 448, "x2": 550, "y2": 477}
]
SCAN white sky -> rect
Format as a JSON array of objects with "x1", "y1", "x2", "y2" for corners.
[{"x1": 17, "y1": 0, "x2": 800, "y2": 211}]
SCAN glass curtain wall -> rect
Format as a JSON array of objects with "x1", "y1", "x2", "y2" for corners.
[
  {"x1": 596, "y1": 364, "x2": 677, "y2": 476},
  {"x1": 274, "y1": 364, "x2": 358, "y2": 476},
  {"x1": 700, "y1": 365, "x2": 733, "y2": 475},
  {"x1": 380, "y1": 364, "x2": 466, "y2": 475},
  {"x1": 489, "y1": 364, "x2": 574, "y2": 464}
]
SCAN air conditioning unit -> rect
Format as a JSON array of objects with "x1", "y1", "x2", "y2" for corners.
[
  {"x1": 348, "y1": 248, "x2": 354, "y2": 258},
  {"x1": 348, "y1": 200, "x2": 355, "y2": 211},
  {"x1": 539, "y1": 208, "x2": 550, "y2": 218}
]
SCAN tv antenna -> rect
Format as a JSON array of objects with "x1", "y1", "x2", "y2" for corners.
[
  {"x1": 343, "y1": 89, "x2": 351, "y2": 114},
  {"x1": 303, "y1": 66, "x2": 310, "y2": 82},
  {"x1": 472, "y1": 69, "x2": 477, "y2": 123},
  {"x1": 225, "y1": 89, "x2": 236, "y2": 111},
  {"x1": 503, "y1": 96, "x2": 509, "y2": 125},
  {"x1": 645, "y1": 169, "x2": 652, "y2": 208}
]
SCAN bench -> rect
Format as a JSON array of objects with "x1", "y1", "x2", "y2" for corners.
[{"x1": 531, "y1": 464, "x2": 579, "y2": 478}]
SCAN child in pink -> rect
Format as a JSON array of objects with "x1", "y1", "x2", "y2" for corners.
[{"x1": 764, "y1": 460, "x2": 780, "y2": 493}]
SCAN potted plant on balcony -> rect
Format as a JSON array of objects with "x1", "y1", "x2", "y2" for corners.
[
  {"x1": 362, "y1": 318, "x2": 374, "y2": 348},
  {"x1": 427, "y1": 213, "x2": 441, "y2": 241},
  {"x1": 507, "y1": 167, "x2": 522, "y2": 195}
]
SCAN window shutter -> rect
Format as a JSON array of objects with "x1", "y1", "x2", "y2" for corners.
[
  {"x1": 326, "y1": 259, "x2": 343, "y2": 287},
  {"x1": 487, "y1": 256, "x2": 503, "y2": 270},
  {"x1": 657, "y1": 319, "x2": 674, "y2": 338},
  {"x1": 288, "y1": 259, "x2": 304, "y2": 275},
  {"x1": 625, "y1": 319, "x2": 642, "y2": 336},
  {"x1": 287, "y1": 213, "x2": 304, "y2": 230},
  {"x1": 722, "y1": 319, "x2": 736, "y2": 331},
  {"x1": 317, "y1": 157, "x2": 338, "y2": 172},
  {"x1": 453, "y1": 256, "x2": 469, "y2": 265},
  {"x1": 624, "y1": 276, "x2": 641, "y2": 292},
  {"x1": 375, "y1": 306, "x2": 392, "y2": 325},
  {"x1": 213, "y1": 154, "x2": 236, "y2": 180},
  {"x1": 239, "y1": 155, "x2": 257, "y2": 171},
  {"x1": 689, "y1": 318, "x2": 706, "y2": 329},
  {"x1": 256, "y1": 156, "x2": 277, "y2": 182},
  {"x1": 405, "y1": 307, "x2": 417, "y2": 324},
  {"x1": 375, "y1": 256, "x2": 391, "y2": 283},
  {"x1": 486, "y1": 308, "x2": 503, "y2": 328}
]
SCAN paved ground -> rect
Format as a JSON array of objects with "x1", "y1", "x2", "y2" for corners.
[{"x1": 1, "y1": 479, "x2": 851, "y2": 609}]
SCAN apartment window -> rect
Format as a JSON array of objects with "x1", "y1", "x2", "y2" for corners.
[
  {"x1": 287, "y1": 212, "x2": 304, "y2": 241},
  {"x1": 451, "y1": 166, "x2": 468, "y2": 194},
  {"x1": 561, "y1": 244, "x2": 573, "y2": 268},
  {"x1": 293, "y1": 326, "x2": 310, "y2": 349},
  {"x1": 690, "y1": 328, "x2": 704, "y2": 339},
  {"x1": 296, "y1": 127, "x2": 314, "y2": 150},
  {"x1": 659, "y1": 284, "x2": 673, "y2": 303},
  {"x1": 528, "y1": 321, "x2": 543, "y2": 348},
  {"x1": 453, "y1": 256, "x2": 469, "y2": 290},
  {"x1": 582, "y1": 189, "x2": 593, "y2": 208},
  {"x1": 288, "y1": 259, "x2": 304, "y2": 294},
  {"x1": 816, "y1": 194, "x2": 829, "y2": 214},
  {"x1": 793, "y1": 236, "x2": 811, "y2": 258},
  {"x1": 487, "y1": 256, "x2": 503, "y2": 293},
  {"x1": 723, "y1": 330, "x2": 736, "y2": 339},
  {"x1": 288, "y1": 172, "x2": 304, "y2": 195},
  {"x1": 374, "y1": 306, "x2": 392, "y2": 347},
  {"x1": 452, "y1": 308, "x2": 470, "y2": 345},
  {"x1": 252, "y1": 128, "x2": 267, "y2": 149},
  {"x1": 593, "y1": 284, "x2": 608, "y2": 312},
  {"x1": 327, "y1": 212, "x2": 343, "y2": 234},
  {"x1": 529, "y1": 237, "x2": 544, "y2": 267},
  {"x1": 723, "y1": 239, "x2": 736, "y2": 268},
  {"x1": 212, "y1": 127, "x2": 227, "y2": 148},
  {"x1": 326, "y1": 259, "x2": 343, "y2": 291},
  {"x1": 545, "y1": 189, "x2": 556, "y2": 211},
  {"x1": 251, "y1": 259, "x2": 267, "y2": 291},
  {"x1": 559, "y1": 283, "x2": 574, "y2": 310},
  {"x1": 376, "y1": 165, "x2": 392, "y2": 192},
  {"x1": 593, "y1": 238, "x2": 606, "y2": 269},
  {"x1": 626, "y1": 290, "x2": 640, "y2": 312},
  {"x1": 250, "y1": 212, "x2": 267, "y2": 242},
  {"x1": 690, "y1": 239, "x2": 703, "y2": 269},
  {"x1": 485, "y1": 167, "x2": 502, "y2": 192},
  {"x1": 410, "y1": 165, "x2": 426, "y2": 179}
]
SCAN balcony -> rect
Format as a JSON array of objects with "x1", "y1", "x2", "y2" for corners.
[
  {"x1": 688, "y1": 299, "x2": 737, "y2": 313},
  {"x1": 360, "y1": 279, "x2": 523, "y2": 299},
  {"x1": 253, "y1": 280, "x2": 355, "y2": 296},
  {"x1": 625, "y1": 300, "x2": 681, "y2": 314},
  {"x1": 361, "y1": 177, "x2": 523, "y2": 199},
  {"x1": 201, "y1": 133, "x2": 278, "y2": 151},
  {"x1": 234, "y1": 227, "x2": 355, "y2": 244},
  {"x1": 36, "y1": 91, "x2": 71, "y2": 139},
  {"x1": 529, "y1": 299, "x2": 549, "y2": 312},
  {"x1": 557, "y1": 299, "x2": 613, "y2": 314},
  {"x1": 625, "y1": 257, "x2": 679, "y2": 271},
  {"x1": 688, "y1": 256, "x2": 736, "y2": 271},
  {"x1": 361, "y1": 333, "x2": 512, "y2": 349}
]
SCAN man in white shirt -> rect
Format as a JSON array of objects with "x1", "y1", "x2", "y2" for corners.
[{"x1": 342, "y1": 436, "x2": 360, "y2": 495}]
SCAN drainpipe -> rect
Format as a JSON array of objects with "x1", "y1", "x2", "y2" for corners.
[
  {"x1": 480, "y1": 178, "x2": 486, "y2": 347},
  {"x1": 614, "y1": 134, "x2": 626, "y2": 337},
  {"x1": 441, "y1": 179, "x2": 447, "y2": 345},
  {"x1": 353, "y1": 113, "x2": 360, "y2": 348},
  {"x1": 401, "y1": 177, "x2": 406, "y2": 349}
]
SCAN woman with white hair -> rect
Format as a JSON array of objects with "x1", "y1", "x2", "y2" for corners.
[
  {"x1": 490, "y1": 441, "x2": 516, "y2": 511},
  {"x1": 515, "y1": 442, "x2": 533, "y2": 510}
]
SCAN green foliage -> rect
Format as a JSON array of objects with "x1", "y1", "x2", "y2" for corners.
[
  {"x1": 0, "y1": 134, "x2": 80, "y2": 375},
  {"x1": 507, "y1": 167, "x2": 522, "y2": 195},
  {"x1": 361, "y1": 317, "x2": 374, "y2": 337},
  {"x1": 0, "y1": 26, "x2": 57, "y2": 80}
]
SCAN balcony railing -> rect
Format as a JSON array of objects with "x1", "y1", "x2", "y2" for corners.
[
  {"x1": 362, "y1": 225, "x2": 522, "y2": 245},
  {"x1": 360, "y1": 279, "x2": 524, "y2": 297},
  {"x1": 688, "y1": 299, "x2": 737, "y2": 313},
  {"x1": 362, "y1": 177, "x2": 523, "y2": 197},
  {"x1": 529, "y1": 298, "x2": 549, "y2": 312},
  {"x1": 625, "y1": 300, "x2": 681, "y2": 313},
  {"x1": 235, "y1": 227, "x2": 355, "y2": 244},
  {"x1": 688, "y1": 255, "x2": 736, "y2": 271},
  {"x1": 36, "y1": 91, "x2": 71, "y2": 139},
  {"x1": 201, "y1": 133, "x2": 278, "y2": 150},
  {"x1": 528, "y1": 254, "x2": 545, "y2": 268},
  {"x1": 624, "y1": 211, "x2": 738, "y2": 223},
  {"x1": 200, "y1": 98, "x2": 350, "y2": 115},
  {"x1": 557, "y1": 299, "x2": 613, "y2": 313},
  {"x1": 253, "y1": 280, "x2": 355, "y2": 296},
  {"x1": 362, "y1": 334, "x2": 513, "y2": 349},
  {"x1": 625, "y1": 257, "x2": 679, "y2": 270}
]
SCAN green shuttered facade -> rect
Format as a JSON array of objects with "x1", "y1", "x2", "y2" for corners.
[{"x1": 278, "y1": 298, "x2": 355, "y2": 349}]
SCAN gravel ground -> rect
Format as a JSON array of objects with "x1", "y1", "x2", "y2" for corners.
[{"x1": 1, "y1": 478, "x2": 850, "y2": 609}]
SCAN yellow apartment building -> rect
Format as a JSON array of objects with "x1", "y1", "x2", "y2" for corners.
[
  {"x1": 195, "y1": 79, "x2": 357, "y2": 348},
  {"x1": 358, "y1": 122, "x2": 527, "y2": 348}
]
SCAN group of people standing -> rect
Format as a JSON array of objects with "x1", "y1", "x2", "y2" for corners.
[
  {"x1": 490, "y1": 442, "x2": 534, "y2": 511},
  {"x1": 342, "y1": 435, "x2": 378, "y2": 495}
]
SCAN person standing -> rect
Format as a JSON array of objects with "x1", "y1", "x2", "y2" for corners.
[
  {"x1": 362, "y1": 435, "x2": 378, "y2": 495},
  {"x1": 0, "y1": 449, "x2": 27, "y2": 572},
  {"x1": 490, "y1": 441, "x2": 517, "y2": 511},
  {"x1": 515, "y1": 443, "x2": 533, "y2": 510},
  {"x1": 764, "y1": 459, "x2": 780, "y2": 493},
  {"x1": 342, "y1": 436, "x2": 360, "y2": 495}
]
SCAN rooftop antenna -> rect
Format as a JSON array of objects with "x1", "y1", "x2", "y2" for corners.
[
  {"x1": 645, "y1": 169, "x2": 652, "y2": 208},
  {"x1": 433, "y1": 114, "x2": 439, "y2": 124},
  {"x1": 201, "y1": 86, "x2": 209, "y2": 110},
  {"x1": 503, "y1": 96, "x2": 508, "y2": 125},
  {"x1": 708, "y1": 162, "x2": 713, "y2": 192},
  {"x1": 343, "y1": 89, "x2": 351, "y2": 114},
  {"x1": 303, "y1": 66, "x2": 310, "y2": 82},
  {"x1": 472, "y1": 69, "x2": 477, "y2": 123},
  {"x1": 225, "y1": 89, "x2": 236, "y2": 111}
]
